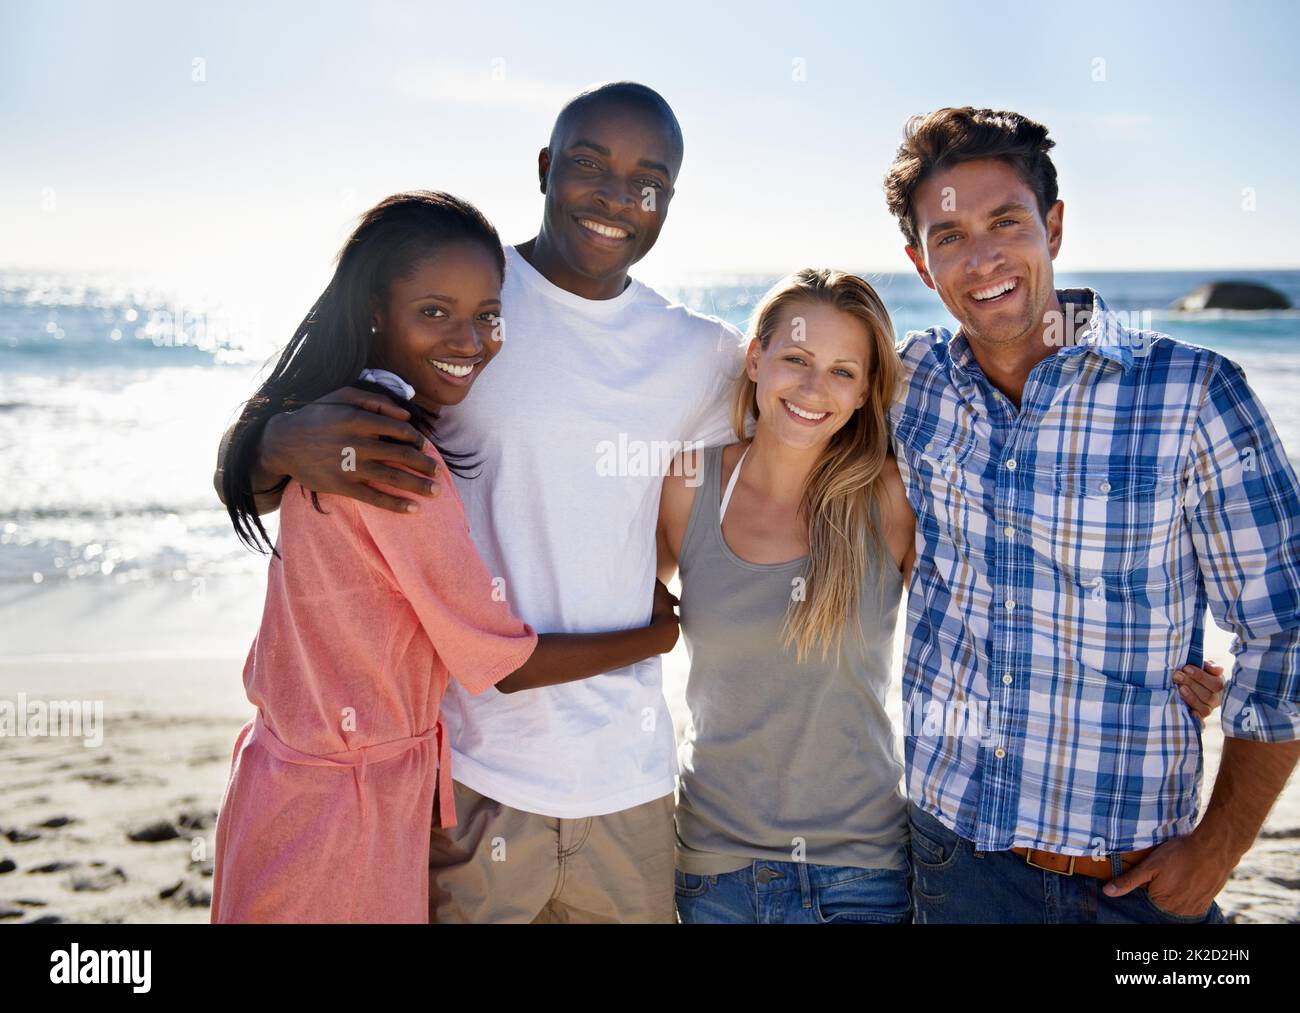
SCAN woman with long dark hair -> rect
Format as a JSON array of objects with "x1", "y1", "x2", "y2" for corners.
[{"x1": 211, "y1": 191, "x2": 681, "y2": 923}]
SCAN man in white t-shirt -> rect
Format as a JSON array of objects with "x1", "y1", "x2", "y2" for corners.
[{"x1": 215, "y1": 82, "x2": 745, "y2": 922}]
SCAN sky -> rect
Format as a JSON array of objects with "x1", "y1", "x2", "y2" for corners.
[{"x1": 2, "y1": 0, "x2": 1299, "y2": 339}]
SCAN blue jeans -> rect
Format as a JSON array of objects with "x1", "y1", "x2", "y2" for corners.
[
  {"x1": 674, "y1": 854, "x2": 912, "y2": 924},
  {"x1": 908, "y1": 803, "x2": 1227, "y2": 924}
]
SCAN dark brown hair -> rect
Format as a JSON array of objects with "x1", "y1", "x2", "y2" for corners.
[
  {"x1": 223, "y1": 190, "x2": 503, "y2": 554},
  {"x1": 883, "y1": 107, "x2": 1059, "y2": 250}
]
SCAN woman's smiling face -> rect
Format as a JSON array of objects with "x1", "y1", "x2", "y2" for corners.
[
  {"x1": 373, "y1": 240, "x2": 504, "y2": 411},
  {"x1": 748, "y1": 299, "x2": 872, "y2": 450}
]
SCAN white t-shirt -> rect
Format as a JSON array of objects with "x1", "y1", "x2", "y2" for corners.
[{"x1": 435, "y1": 245, "x2": 746, "y2": 817}]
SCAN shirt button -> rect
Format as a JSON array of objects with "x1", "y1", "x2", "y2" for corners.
[
  {"x1": 1003, "y1": 525, "x2": 1014, "y2": 538},
  {"x1": 995, "y1": 747, "x2": 1006, "y2": 759},
  {"x1": 1004, "y1": 599, "x2": 1016, "y2": 610},
  {"x1": 1098, "y1": 480, "x2": 1112, "y2": 493},
  {"x1": 1002, "y1": 674, "x2": 1013, "y2": 685},
  {"x1": 1005, "y1": 458, "x2": 1017, "y2": 470},
  {"x1": 924, "y1": 441, "x2": 934, "y2": 453}
]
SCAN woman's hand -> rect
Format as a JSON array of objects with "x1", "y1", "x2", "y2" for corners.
[
  {"x1": 650, "y1": 579, "x2": 681, "y2": 654},
  {"x1": 1174, "y1": 660, "x2": 1226, "y2": 725},
  {"x1": 499, "y1": 583, "x2": 683, "y2": 693}
]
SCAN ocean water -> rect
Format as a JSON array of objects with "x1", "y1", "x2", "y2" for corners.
[{"x1": 2, "y1": 268, "x2": 1298, "y2": 593}]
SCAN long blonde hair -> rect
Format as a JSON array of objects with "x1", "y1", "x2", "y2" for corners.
[{"x1": 730, "y1": 269, "x2": 900, "y2": 665}]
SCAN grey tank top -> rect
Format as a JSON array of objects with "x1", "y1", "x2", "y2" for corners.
[{"x1": 674, "y1": 443, "x2": 909, "y2": 875}]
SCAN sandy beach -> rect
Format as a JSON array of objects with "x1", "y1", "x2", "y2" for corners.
[
  {"x1": 1, "y1": 574, "x2": 1297, "y2": 924},
  {"x1": 0, "y1": 578, "x2": 259, "y2": 924}
]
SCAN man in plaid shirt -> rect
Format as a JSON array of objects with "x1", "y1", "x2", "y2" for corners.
[{"x1": 883, "y1": 107, "x2": 1300, "y2": 923}]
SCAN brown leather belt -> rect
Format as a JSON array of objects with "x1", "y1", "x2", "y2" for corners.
[{"x1": 1010, "y1": 845, "x2": 1156, "y2": 880}]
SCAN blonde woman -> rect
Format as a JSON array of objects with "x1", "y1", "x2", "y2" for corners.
[
  {"x1": 655, "y1": 269, "x2": 1225, "y2": 924},
  {"x1": 656, "y1": 269, "x2": 913, "y2": 923}
]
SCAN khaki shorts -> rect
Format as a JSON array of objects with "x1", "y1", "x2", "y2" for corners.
[{"x1": 428, "y1": 780, "x2": 677, "y2": 923}]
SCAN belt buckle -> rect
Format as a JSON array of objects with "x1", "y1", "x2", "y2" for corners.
[{"x1": 1024, "y1": 849, "x2": 1075, "y2": 876}]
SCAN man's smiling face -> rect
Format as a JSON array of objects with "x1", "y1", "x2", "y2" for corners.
[
  {"x1": 907, "y1": 158, "x2": 1063, "y2": 349},
  {"x1": 537, "y1": 98, "x2": 682, "y2": 286}
]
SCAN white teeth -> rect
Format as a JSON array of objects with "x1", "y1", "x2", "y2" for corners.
[
  {"x1": 783, "y1": 399, "x2": 828, "y2": 421},
  {"x1": 972, "y1": 279, "x2": 1017, "y2": 301},
  {"x1": 431, "y1": 359, "x2": 474, "y2": 378},
  {"x1": 579, "y1": 218, "x2": 629, "y2": 239}
]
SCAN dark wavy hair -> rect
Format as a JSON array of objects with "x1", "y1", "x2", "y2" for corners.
[
  {"x1": 883, "y1": 107, "x2": 1059, "y2": 250},
  {"x1": 222, "y1": 190, "x2": 505, "y2": 553}
]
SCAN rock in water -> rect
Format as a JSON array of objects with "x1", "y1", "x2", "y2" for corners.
[{"x1": 1173, "y1": 281, "x2": 1291, "y2": 311}]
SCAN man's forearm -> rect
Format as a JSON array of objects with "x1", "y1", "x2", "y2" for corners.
[
  {"x1": 1196, "y1": 736, "x2": 1300, "y2": 862},
  {"x1": 214, "y1": 415, "x2": 289, "y2": 516}
]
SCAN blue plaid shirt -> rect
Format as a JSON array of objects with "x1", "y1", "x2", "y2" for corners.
[{"x1": 891, "y1": 288, "x2": 1300, "y2": 855}]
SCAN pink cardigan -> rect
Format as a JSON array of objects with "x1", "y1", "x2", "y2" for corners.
[{"x1": 211, "y1": 441, "x2": 537, "y2": 923}]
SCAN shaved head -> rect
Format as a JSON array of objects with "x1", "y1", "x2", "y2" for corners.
[
  {"x1": 548, "y1": 81, "x2": 684, "y2": 172},
  {"x1": 520, "y1": 80, "x2": 684, "y2": 299}
]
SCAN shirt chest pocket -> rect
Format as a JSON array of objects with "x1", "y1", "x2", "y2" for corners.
[{"x1": 1036, "y1": 465, "x2": 1181, "y2": 591}]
